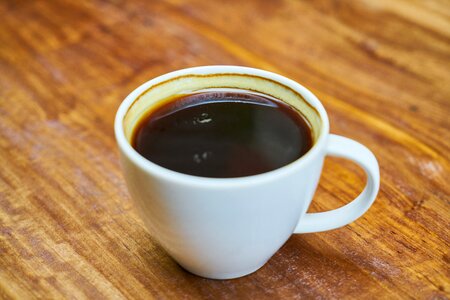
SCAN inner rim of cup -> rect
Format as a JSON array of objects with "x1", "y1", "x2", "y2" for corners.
[{"x1": 122, "y1": 73, "x2": 322, "y2": 145}]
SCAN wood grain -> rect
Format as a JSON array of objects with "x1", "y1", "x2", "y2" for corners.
[{"x1": 0, "y1": 0, "x2": 449, "y2": 299}]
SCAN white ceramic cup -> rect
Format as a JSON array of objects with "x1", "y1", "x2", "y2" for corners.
[{"x1": 115, "y1": 66, "x2": 380, "y2": 280}]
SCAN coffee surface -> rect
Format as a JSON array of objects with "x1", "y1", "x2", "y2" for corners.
[{"x1": 132, "y1": 91, "x2": 312, "y2": 178}]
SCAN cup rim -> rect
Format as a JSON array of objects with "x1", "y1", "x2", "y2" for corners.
[{"x1": 115, "y1": 65, "x2": 330, "y2": 187}]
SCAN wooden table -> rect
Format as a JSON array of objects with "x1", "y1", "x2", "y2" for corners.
[{"x1": 1, "y1": 0, "x2": 449, "y2": 299}]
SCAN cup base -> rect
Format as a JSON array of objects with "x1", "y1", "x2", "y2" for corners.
[{"x1": 179, "y1": 260, "x2": 269, "y2": 280}]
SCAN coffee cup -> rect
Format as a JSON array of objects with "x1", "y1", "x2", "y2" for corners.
[{"x1": 114, "y1": 66, "x2": 380, "y2": 279}]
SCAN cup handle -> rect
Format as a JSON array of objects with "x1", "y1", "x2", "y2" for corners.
[{"x1": 294, "y1": 134, "x2": 380, "y2": 233}]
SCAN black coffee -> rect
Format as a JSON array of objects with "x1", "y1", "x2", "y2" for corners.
[{"x1": 132, "y1": 91, "x2": 312, "y2": 178}]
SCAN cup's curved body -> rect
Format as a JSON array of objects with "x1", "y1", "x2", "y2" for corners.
[{"x1": 119, "y1": 141, "x2": 325, "y2": 279}]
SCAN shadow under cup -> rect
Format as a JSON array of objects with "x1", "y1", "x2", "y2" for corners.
[{"x1": 122, "y1": 73, "x2": 323, "y2": 156}]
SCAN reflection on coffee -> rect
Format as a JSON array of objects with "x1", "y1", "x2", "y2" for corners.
[{"x1": 132, "y1": 91, "x2": 312, "y2": 178}]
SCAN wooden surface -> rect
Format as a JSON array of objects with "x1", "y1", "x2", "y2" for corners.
[{"x1": 0, "y1": 0, "x2": 449, "y2": 299}]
